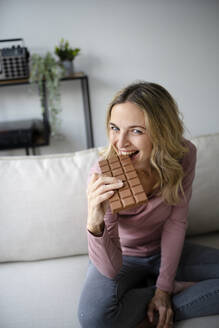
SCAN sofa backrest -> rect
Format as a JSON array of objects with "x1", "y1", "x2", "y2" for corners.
[
  {"x1": 0, "y1": 133, "x2": 218, "y2": 263},
  {"x1": 187, "y1": 133, "x2": 219, "y2": 236},
  {"x1": 0, "y1": 148, "x2": 101, "y2": 262}
]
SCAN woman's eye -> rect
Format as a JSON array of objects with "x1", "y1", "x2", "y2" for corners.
[
  {"x1": 110, "y1": 126, "x2": 119, "y2": 132},
  {"x1": 132, "y1": 129, "x2": 143, "y2": 135}
]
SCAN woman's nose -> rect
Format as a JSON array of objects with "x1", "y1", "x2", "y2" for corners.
[{"x1": 117, "y1": 132, "x2": 130, "y2": 148}]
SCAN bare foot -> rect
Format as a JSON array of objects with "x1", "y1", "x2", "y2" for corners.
[{"x1": 173, "y1": 281, "x2": 196, "y2": 294}]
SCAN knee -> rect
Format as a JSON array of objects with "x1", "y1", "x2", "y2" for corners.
[
  {"x1": 78, "y1": 307, "x2": 104, "y2": 328},
  {"x1": 78, "y1": 305, "x2": 114, "y2": 328},
  {"x1": 78, "y1": 264, "x2": 118, "y2": 327},
  {"x1": 78, "y1": 294, "x2": 115, "y2": 328}
]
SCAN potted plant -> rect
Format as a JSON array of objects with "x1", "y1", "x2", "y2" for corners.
[
  {"x1": 55, "y1": 38, "x2": 80, "y2": 76},
  {"x1": 29, "y1": 52, "x2": 65, "y2": 135}
]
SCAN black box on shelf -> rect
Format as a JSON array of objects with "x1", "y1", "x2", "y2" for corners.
[
  {"x1": 0, "y1": 38, "x2": 30, "y2": 81},
  {"x1": 0, "y1": 119, "x2": 50, "y2": 151},
  {"x1": 0, "y1": 120, "x2": 34, "y2": 149}
]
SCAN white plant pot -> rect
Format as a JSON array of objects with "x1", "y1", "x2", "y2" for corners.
[{"x1": 61, "y1": 60, "x2": 74, "y2": 76}]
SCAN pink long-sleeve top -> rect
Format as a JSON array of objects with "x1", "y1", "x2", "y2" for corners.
[{"x1": 87, "y1": 139, "x2": 197, "y2": 293}]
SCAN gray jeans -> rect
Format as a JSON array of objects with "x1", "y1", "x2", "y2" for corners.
[{"x1": 78, "y1": 242, "x2": 219, "y2": 327}]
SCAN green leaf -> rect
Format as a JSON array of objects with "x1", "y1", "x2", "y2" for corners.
[
  {"x1": 54, "y1": 38, "x2": 80, "y2": 61},
  {"x1": 29, "y1": 51, "x2": 65, "y2": 134}
]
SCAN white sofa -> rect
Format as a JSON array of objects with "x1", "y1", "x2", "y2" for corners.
[{"x1": 0, "y1": 133, "x2": 219, "y2": 328}]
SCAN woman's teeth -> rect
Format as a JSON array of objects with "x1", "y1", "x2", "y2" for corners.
[
  {"x1": 120, "y1": 151, "x2": 135, "y2": 155},
  {"x1": 119, "y1": 151, "x2": 139, "y2": 157}
]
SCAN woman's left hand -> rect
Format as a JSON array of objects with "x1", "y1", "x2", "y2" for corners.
[{"x1": 147, "y1": 288, "x2": 174, "y2": 327}]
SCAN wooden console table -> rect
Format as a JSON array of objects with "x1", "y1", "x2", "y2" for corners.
[{"x1": 0, "y1": 72, "x2": 94, "y2": 154}]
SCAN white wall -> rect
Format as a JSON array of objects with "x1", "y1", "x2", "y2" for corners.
[{"x1": 0, "y1": 0, "x2": 218, "y2": 155}]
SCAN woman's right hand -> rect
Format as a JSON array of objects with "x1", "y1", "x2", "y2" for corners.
[{"x1": 86, "y1": 173, "x2": 123, "y2": 234}]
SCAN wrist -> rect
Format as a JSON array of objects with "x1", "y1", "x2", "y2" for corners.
[
  {"x1": 155, "y1": 287, "x2": 172, "y2": 296},
  {"x1": 87, "y1": 221, "x2": 105, "y2": 236}
]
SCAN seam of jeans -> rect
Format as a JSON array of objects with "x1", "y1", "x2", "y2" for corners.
[{"x1": 175, "y1": 289, "x2": 219, "y2": 311}]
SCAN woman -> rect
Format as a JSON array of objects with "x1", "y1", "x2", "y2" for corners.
[{"x1": 78, "y1": 82, "x2": 219, "y2": 328}]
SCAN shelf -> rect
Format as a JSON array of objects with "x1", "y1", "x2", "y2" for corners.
[
  {"x1": 0, "y1": 72, "x2": 94, "y2": 154},
  {"x1": 0, "y1": 72, "x2": 86, "y2": 86}
]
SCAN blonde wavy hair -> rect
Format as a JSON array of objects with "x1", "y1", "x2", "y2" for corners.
[{"x1": 102, "y1": 81, "x2": 188, "y2": 205}]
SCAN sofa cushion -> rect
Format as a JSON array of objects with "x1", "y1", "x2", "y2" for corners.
[
  {"x1": 0, "y1": 148, "x2": 100, "y2": 262},
  {"x1": 187, "y1": 133, "x2": 219, "y2": 236},
  {"x1": 0, "y1": 255, "x2": 89, "y2": 328}
]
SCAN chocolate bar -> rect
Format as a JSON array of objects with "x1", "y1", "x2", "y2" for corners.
[{"x1": 99, "y1": 155, "x2": 148, "y2": 213}]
